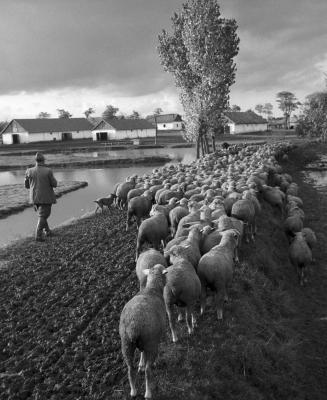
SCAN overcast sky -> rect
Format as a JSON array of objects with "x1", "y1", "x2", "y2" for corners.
[{"x1": 0, "y1": 0, "x2": 326, "y2": 120}]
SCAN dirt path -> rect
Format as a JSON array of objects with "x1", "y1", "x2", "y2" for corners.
[
  {"x1": 0, "y1": 142, "x2": 327, "y2": 400},
  {"x1": 281, "y1": 144, "x2": 327, "y2": 399}
]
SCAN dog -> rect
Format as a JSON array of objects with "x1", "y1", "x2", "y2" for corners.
[{"x1": 94, "y1": 194, "x2": 117, "y2": 213}]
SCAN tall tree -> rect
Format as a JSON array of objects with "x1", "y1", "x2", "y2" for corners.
[
  {"x1": 128, "y1": 111, "x2": 141, "y2": 119},
  {"x1": 57, "y1": 109, "x2": 72, "y2": 119},
  {"x1": 158, "y1": 0, "x2": 239, "y2": 158},
  {"x1": 37, "y1": 112, "x2": 51, "y2": 119},
  {"x1": 84, "y1": 107, "x2": 95, "y2": 119},
  {"x1": 153, "y1": 108, "x2": 163, "y2": 116},
  {"x1": 263, "y1": 103, "x2": 273, "y2": 120},
  {"x1": 255, "y1": 104, "x2": 264, "y2": 115},
  {"x1": 102, "y1": 105, "x2": 119, "y2": 120},
  {"x1": 297, "y1": 91, "x2": 327, "y2": 141},
  {"x1": 276, "y1": 91, "x2": 301, "y2": 129}
]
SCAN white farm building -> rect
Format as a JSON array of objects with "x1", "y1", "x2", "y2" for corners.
[
  {"x1": 146, "y1": 114, "x2": 184, "y2": 131},
  {"x1": 92, "y1": 118, "x2": 155, "y2": 141},
  {"x1": 1, "y1": 118, "x2": 94, "y2": 144},
  {"x1": 224, "y1": 111, "x2": 268, "y2": 134}
]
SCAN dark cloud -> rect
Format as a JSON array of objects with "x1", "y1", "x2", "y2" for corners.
[{"x1": 0, "y1": 0, "x2": 326, "y2": 105}]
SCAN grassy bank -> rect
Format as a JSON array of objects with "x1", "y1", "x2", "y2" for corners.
[
  {"x1": 0, "y1": 181, "x2": 88, "y2": 219},
  {"x1": 0, "y1": 142, "x2": 326, "y2": 399}
]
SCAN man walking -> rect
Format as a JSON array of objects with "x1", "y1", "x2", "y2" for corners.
[{"x1": 25, "y1": 152, "x2": 58, "y2": 241}]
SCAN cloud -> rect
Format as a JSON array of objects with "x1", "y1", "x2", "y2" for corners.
[{"x1": 0, "y1": 0, "x2": 326, "y2": 119}]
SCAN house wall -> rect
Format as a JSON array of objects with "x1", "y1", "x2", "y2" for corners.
[
  {"x1": 7, "y1": 130, "x2": 93, "y2": 144},
  {"x1": 228, "y1": 123, "x2": 268, "y2": 134},
  {"x1": 157, "y1": 122, "x2": 183, "y2": 130},
  {"x1": 92, "y1": 128, "x2": 156, "y2": 141}
]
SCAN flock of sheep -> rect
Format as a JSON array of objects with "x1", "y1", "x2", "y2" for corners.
[{"x1": 95, "y1": 141, "x2": 317, "y2": 399}]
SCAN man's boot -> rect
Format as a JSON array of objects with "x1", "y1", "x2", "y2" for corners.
[{"x1": 35, "y1": 217, "x2": 46, "y2": 242}]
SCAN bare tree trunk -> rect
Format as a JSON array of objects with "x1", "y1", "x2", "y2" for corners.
[
  {"x1": 212, "y1": 135, "x2": 216, "y2": 152},
  {"x1": 201, "y1": 135, "x2": 205, "y2": 157},
  {"x1": 196, "y1": 137, "x2": 200, "y2": 159},
  {"x1": 204, "y1": 135, "x2": 209, "y2": 154}
]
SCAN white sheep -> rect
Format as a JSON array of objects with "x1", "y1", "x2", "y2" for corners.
[
  {"x1": 197, "y1": 229, "x2": 239, "y2": 320},
  {"x1": 119, "y1": 264, "x2": 168, "y2": 399},
  {"x1": 136, "y1": 249, "x2": 167, "y2": 290},
  {"x1": 163, "y1": 245, "x2": 201, "y2": 342},
  {"x1": 289, "y1": 231, "x2": 313, "y2": 286}
]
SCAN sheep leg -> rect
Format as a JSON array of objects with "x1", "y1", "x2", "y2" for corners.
[
  {"x1": 144, "y1": 352, "x2": 155, "y2": 399},
  {"x1": 138, "y1": 352, "x2": 145, "y2": 372},
  {"x1": 121, "y1": 341, "x2": 137, "y2": 397},
  {"x1": 165, "y1": 302, "x2": 178, "y2": 343},
  {"x1": 200, "y1": 282, "x2": 207, "y2": 316},
  {"x1": 215, "y1": 292, "x2": 224, "y2": 320},
  {"x1": 186, "y1": 306, "x2": 195, "y2": 335},
  {"x1": 177, "y1": 309, "x2": 184, "y2": 322}
]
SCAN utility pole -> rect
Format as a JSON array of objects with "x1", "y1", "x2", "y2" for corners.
[{"x1": 154, "y1": 115, "x2": 157, "y2": 145}]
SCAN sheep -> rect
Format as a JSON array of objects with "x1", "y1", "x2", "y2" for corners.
[
  {"x1": 231, "y1": 199, "x2": 256, "y2": 242},
  {"x1": 119, "y1": 264, "x2": 168, "y2": 399},
  {"x1": 302, "y1": 227, "x2": 317, "y2": 252},
  {"x1": 93, "y1": 193, "x2": 116, "y2": 213},
  {"x1": 169, "y1": 198, "x2": 189, "y2": 237},
  {"x1": 260, "y1": 185, "x2": 285, "y2": 215},
  {"x1": 126, "y1": 191, "x2": 153, "y2": 231},
  {"x1": 136, "y1": 249, "x2": 168, "y2": 290},
  {"x1": 197, "y1": 229, "x2": 239, "y2": 320},
  {"x1": 174, "y1": 202, "x2": 201, "y2": 238},
  {"x1": 136, "y1": 207, "x2": 169, "y2": 262},
  {"x1": 284, "y1": 214, "x2": 304, "y2": 239},
  {"x1": 163, "y1": 246, "x2": 201, "y2": 342},
  {"x1": 289, "y1": 231, "x2": 312, "y2": 286},
  {"x1": 116, "y1": 178, "x2": 137, "y2": 210},
  {"x1": 164, "y1": 225, "x2": 202, "y2": 269}
]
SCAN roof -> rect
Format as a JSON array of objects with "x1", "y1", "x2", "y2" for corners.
[
  {"x1": 88, "y1": 117, "x2": 103, "y2": 127},
  {"x1": 146, "y1": 114, "x2": 182, "y2": 124},
  {"x1": 93, "y1": 118, "x2": 155, "y2": 131},
  {"x1": 2, "y1": 118, "x2": 94, "y2": 134},
  {"x1": 224, "y1": 111, "x2": 267, "y2": 125}
]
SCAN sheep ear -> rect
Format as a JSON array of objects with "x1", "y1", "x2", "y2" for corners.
[
  {"x1": 143, "y1": 269, "x2": 150, "y2": 276},
  {"x1": 162, "y1": 269, "x2": 168, "y2": 275}
]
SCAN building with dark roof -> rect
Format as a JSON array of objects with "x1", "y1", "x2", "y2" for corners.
[
  {"x1": 92, "y1": 118, "x2": 156, "y2": 141},
  {"x1": 224, "y1": 111, "x2": 268, "y2": 134},
  {"x1": 146, "y1": 114, "x2": 184, "y2": 131},
  {"x1": 1, "y1": 118, "x2": 94, "y2": 144}
]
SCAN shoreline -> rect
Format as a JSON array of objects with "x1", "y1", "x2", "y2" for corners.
[{"x1": 0, "y1": 181, "x2": 88, "y2": 219}]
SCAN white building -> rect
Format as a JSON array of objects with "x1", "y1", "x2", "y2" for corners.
[
  {"x1": 1, "y1": 118, "x2": 94, "y2": 144},
  {"x1": 224, "y1": 111, "x2": 268, "y2": 134},
  {"x1": 146, "y1": 114, "x2": 184, "y2": 131},
  {"x1": 92, "y1": 118, "x2": 156, "y2": 141}
]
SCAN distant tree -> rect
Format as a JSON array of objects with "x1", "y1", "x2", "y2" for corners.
[
  {"x1": 153, "y1": 108, "x2": 163, "y2": 116},
  {"x1": 158, "y1": 0, "x2": 239, "y2": 158},
  {"x1": 0, "y1": 121, "x2": 8, "y2": 132},
  {"x1": 276, "y1": 91, "x2": 301, "y2": 129},
  {"x1": 246, "y1": 108, "x2": 254, "y2": 113},
  {"x1": 102, "y1": 105, "x2": 119, "y2": 120},
  {"x1": 255, "y1": 104, "x2": 264, "y2": 115},
  {"x1": 57, "y1": 109, "x2": 72, "y2": 118},
  {"x1": 296, "y1": 91, "x2": 327, "y2": 141},
  {"x1": 263, "y1": 103, "x2": 273, "y2": 120},
  {"x1": 84, "y1": 107, "x2": 95, "y2": 119},
  {"x1": 230, "y1": 104, "x2": 241, "y2": 112},
  {"x1": 37, "y1": 112, "x2": 51, "y2": 119},
  {"x1": 128, "y1": 111, "x2": 141, "y2": 119},
  {"x1": 117, "y1": 114, "x2": 126, "y2": 120}
]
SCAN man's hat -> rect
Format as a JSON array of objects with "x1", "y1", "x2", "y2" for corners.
[{"x1": 35, "y1": 152, "x2": 45, "y2": 162}]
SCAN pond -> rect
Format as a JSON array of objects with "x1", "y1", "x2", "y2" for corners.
[{"x1": 0, "y1": 147, "x2": 196, "y2": 247}]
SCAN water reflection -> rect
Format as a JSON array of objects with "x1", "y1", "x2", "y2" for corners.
[{"x1": 0, "y1": 147, "x2": 196, "y2": 247}]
